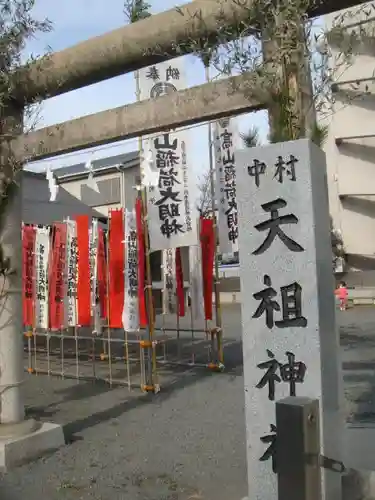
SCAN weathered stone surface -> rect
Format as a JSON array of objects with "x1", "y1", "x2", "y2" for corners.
[
  {"x1": 0, "y1": 422, "x2": 64, "y2": 471},
  {"x1": 236, "y1": 139, "x2": 342, "y2": 500},
  {"x1": 15, "y1": 73, "x2": 263, "y2": 162},
  {"x1": 14, "y1": 0, "x2": 362, "y2": 104},
  {"x1": 342, "y1": 469, "x2": 375, "y2": 500}
]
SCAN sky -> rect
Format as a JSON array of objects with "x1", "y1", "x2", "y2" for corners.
[{"x1": 25, "y1": 0, "x2": 269, "y2": 193}]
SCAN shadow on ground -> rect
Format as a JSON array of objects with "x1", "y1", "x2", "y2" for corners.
[
  {"x1": 2, "y1": 305, "x2": 375, "y2": 500},
  {"x1": 26, "y1": 335, "x2": 244, "y2": 442}
]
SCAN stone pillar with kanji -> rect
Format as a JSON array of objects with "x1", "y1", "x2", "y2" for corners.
[{"x1": 236, "y1": 139, "x2": 343, "y2": 500}]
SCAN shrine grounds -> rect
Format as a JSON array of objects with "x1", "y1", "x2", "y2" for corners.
[{"x1": 1, "y1": 304, "x2": 375, "y2": 500}]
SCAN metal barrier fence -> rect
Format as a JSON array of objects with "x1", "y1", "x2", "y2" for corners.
[{"x1": 24, "y1": 306, "x2": 223, "y2": 391}]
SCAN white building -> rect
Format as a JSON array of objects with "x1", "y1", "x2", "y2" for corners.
[
  {"x1": 53, "y1": 151, "x2": 139, "y2": 216},
  {"x1": 323, "y1": 3, "x2": 375, "y2": 284}
]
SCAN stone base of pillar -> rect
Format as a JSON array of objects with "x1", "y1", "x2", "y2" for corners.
[
  {"x1": 0, "y1": 419, "x2": 64, "y2": 471},
  {"x1": 241, "y1": 470, "x2": 375, "y2": 500},
  {"x1": 342, "y1": 469, "x2": 375, "y2": 500}
]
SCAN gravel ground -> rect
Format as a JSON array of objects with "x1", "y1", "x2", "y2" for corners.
[{"x1": 0, "y1": 304, "x2": 374, "y2": 500}]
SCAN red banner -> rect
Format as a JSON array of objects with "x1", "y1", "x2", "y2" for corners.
[
  {"x1": 175, "y1": 248, "x2": 185, "y2": 317},
  {"x1": 200, "y1": 217, "x2": 215, "y2": 320},
  {"x1": 22, "y1": 225, "x2": 36, "y2": 327},
  {"x1": 97, "y1": 227, "x2": 108, "y2": 319},
  {"x1": 108, "y1": 209, "x2": 125, "y2": 328},
  {"x1": 75, "y1": 215, "x2": 91, "y2": 326},
  {"x1": 135, "y1": 198, "x2": 147, "y2": 327},
  {"x1": 49, "y1": 223, "x2": 67, "y2": 329}
]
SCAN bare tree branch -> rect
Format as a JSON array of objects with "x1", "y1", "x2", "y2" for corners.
[
  {"x1": 0, "y1": 0, "x2": 52, "y2": 274},
  {"x1": 196, "y1": 170, "x2": 212, "y2": 217}
]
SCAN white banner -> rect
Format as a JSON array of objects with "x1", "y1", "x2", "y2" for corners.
[
  {"x1": 147, "y1": 131, "x2": 197, "y2": 250},
  {"x1": 64, "y1": 219, "x2": 78, "y2": 327},
  {"x1": 162, "y1": 248, "x2": 176, "y2": 314},
  {"x1": 35, "y1": 226, "x2": 50, "y2": 329},
  {"x1": 122, "y1": 210, "x2": 139, "y2": 332},
  {"x1": 138, "y1": 58, "x2": 197, "y2": 251},
  {"x1": 138, "y1": 58, "x2": 185, "y2": 189},
  {"x1": 189, "y1": 238, "x2": 205, "y2": 322},
  {"x1": 213, "y1": 117, "x2": 240, "y2": 255},
  {"x1": 138, "y1": 58, "x2": 185, "y2": 101},
  {"x1": 89, "y1": 219, "x2": 99, "y2": 315}
]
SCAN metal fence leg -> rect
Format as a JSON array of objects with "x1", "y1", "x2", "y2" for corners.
[{"x1": 276, "y1": 397, "x2": 322, "y2": 500}]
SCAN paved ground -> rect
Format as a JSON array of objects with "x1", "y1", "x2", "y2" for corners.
[
  {"x1": 1, "y1": 304, "x2": 375, "y2": 500},
  {"x1": 340, "y1": 307, "x2": 375, "y2": 472}
]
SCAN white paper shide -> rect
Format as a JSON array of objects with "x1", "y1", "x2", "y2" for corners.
[
  {"x1": 122, "y1": 210, "x2": 139, "y2": 332},
  {"x1": 35, "y1": 226, "x2": 50, "y2": 329},
  {"x1": 214, "y1": 117, "x2": 240, "y2": 255},
  {"x1": 140, "y1": 137, "x2": 159, "y2": 188},
  {"x1": 64, "y1": 219, "x2": 78, "y2": 327}
]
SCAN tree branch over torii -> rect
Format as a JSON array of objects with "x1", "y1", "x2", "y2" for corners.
[{"x1": 0, "y1": 0, "x2": 51, "y2": 275}]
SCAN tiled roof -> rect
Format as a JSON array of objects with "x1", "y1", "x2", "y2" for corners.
[{"x1": 52, "y1": 151, "x2": 139, "y2": 178}]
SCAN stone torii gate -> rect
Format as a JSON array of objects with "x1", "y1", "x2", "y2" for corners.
[{"x1": 0, "y1": 0, "x2": 363, "y2": 470}]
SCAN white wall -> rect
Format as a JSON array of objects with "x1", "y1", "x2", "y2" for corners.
[
  {"x1": 322, "y1": 3, "x2": 375, "y2": 266},
  {"x1": 58, "y1": 177, "x2": 82, "y2": 199},
  {"x1": 58, "y1": 166, "x2": 140, "y2": 216},
  {"x1": 92, "y1": 203, "x2": 122, "y2": 217},
  {"x1": 60, "y1": 171, "x2": 120, "y2": 200}
]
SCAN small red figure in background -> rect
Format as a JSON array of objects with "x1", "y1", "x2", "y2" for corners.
[{"x1": 335, "y1": 281, "x2": 348, "y2": 311}]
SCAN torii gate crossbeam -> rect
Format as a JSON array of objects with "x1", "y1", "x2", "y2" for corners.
[
  {"x1": 17, "y1": 73, "x2": 264, "y2": 162},
  {"x1": 14, "y1": 0, "x2": 366, "y2": 105}
]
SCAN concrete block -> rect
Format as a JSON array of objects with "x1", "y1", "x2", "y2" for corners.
[
  {"x1": 342, "y1": 469, "x2": 375, "y2": 500},
  {"x1": 0, "y1": 421, "x2": 65, "y2": 470}
]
